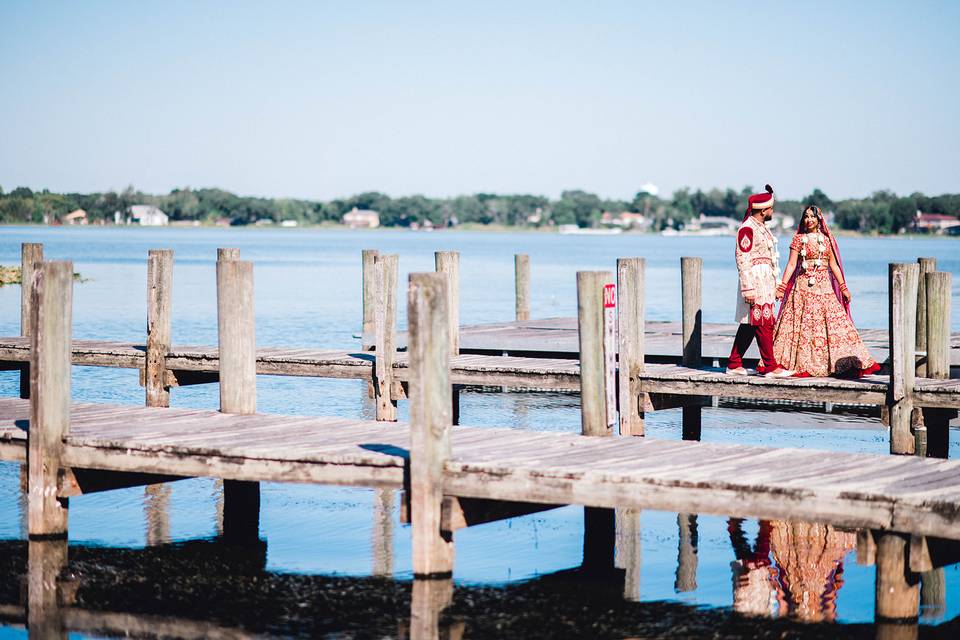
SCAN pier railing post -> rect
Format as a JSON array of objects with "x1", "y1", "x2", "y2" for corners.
[
  {"x1": 28, "y1": 260, "x2": 73, "y2": 538},
  {"x1": 915, "y1": 257, "x2": 936, "y2": 377},
  {"x1": 617, "y1": 258, "x2": 645, "y2": 436},
  {"x1": 216, "y1": 257, "x2": 260, "y2": 542},
  {"x1": 515, "y1": 254, "x2": 531, "y2": 321},
  {"x1": 408, "y1": 272, "x2": 454, "y2": 577},
  {"x1": 20, "y1": 242, "x2": 43, "y2": 399},
  {"x1": 888, "y1": 263, "x2": 919, "y2": 455},
  {"x1": 146, "y1": 249, "x2": 173, "y2": 408},
  {"x1": 681, "y1": 257, "x2": 703, "y2": 441},
  {"x1": 362, "y1": 249, "x2": 380, "y2": 351},
  {"x1": 923, "y1": 271, "x2": 953, "y2": 458},
  {"x1": 435, "y1": 251, "x2": 461, "y2": 425},
  {"x1": 374, "y1": 254, "x2": 399, "y2": 421}
]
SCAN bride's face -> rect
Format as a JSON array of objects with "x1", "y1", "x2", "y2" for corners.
[{"x1": 803, "y1": 209, "x2": 819, "y2": 232}]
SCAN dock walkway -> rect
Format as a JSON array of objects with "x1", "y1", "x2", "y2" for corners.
[{"x1": 1, "y1": 396, "x2": 958, "y2": 539}]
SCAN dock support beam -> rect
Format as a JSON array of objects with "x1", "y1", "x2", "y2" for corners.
[
  {"x1": 408, "y1": 272, "x2": 454, "y2": 578},
  {"x1": 577, "y1": 271, "x2": 616, "y2": 573},
  {"x1": 923, "y1": 271, "x2": 953, "y2": 458},
  {"x1": 28, "y1": 260, "x2": 73, "y2": 538},
  {"x1": 888, "y1": 263, "x2": 919, "y2": 455},
  {"x1": 146, "y1": 249, "x2": 173, "y2": 408},
  {"x1": 217, "y1": 256, "x2": 260, "y2": 543},
  {"x1": 374, "y1": 254, "x2": 399, "y2": 421},
  {"x1": 20, "y1": 242, "x2": 43, "y2": 399},
  {"x1": 617, "y1": 258, "x2": 645, "y2": 437},
  {"x1": 515, "y1": 254, "x2": 530, "y2": 321},
  {"x1": 681, "y1": 257, "x2": 703, "y2": 441},
  {"x1": 362, "y1": 249, "x2": 379, "y2": 351}
]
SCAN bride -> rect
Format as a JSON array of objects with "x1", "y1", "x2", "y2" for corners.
[{"x1": 773, "y1": 205, "x2": 880, "y2": 378}]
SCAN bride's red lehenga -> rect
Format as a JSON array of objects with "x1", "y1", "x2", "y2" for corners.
[{"x1": 772, "y1": 214, "x2": 880, "y2": 378}]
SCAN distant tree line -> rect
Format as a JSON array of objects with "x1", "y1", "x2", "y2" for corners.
[{"x1": 1, "y1": 184, "x2": 957, "y2": 234}]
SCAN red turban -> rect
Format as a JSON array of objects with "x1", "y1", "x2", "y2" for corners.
[{"x1": 743, "y1": 184, "x2": 775, "y2": 221}]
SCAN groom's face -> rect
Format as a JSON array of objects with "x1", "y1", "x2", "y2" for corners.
[{"x1": 761, "y1": 206, "x2": 773, "y2": 221}]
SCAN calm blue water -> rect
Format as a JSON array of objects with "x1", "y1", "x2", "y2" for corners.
[{"x1": 0, "y1": 226, "x2": 958, "y2": 632}]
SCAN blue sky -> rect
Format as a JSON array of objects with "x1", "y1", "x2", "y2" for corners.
[{"x1": 1, "y1": 0, "x2": 957, "y2": 201}]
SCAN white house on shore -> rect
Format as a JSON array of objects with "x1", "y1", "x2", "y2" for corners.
[
  {"x1": 126, "y1": 205, "x2": 169, "y2": 226},
  {"x1": 342, "y1": 207, "x2": 380, "y2": 229}
]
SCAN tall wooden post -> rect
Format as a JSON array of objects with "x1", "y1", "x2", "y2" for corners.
[
  {"x1": 28, "y1": 261, "x2": 73, "y2": 538},
  {"x1": 915, "y1": 257, "x2": 936, "y2": 377},
  {"x1": 923, "y1": 271, "x2": 953, "y2": 458},
  {"x1": 681, "y1": 257, "x2": 703, "y2": 441},
  {"x1": 435, "y1": 251, "x2": 460, "y2": 424},
  {"x1": 577, "y1": 271, "x2": 616, "y2": 572},
  {"x1": 146, "y1": 249, "x2": 173, "y2": 408},
  {"x1": 217, "y1": 258, "x2": 260, "y2": 542},
  {"x1": 27, "y1": 539, "x2": 68, "y2": 639},
  {"x1": 617, "y1": 258, "x2": 645, "y2": 437},
  {"x1": 217, "y1": 247, "x2": 240, "y2": 262},
  {"x1": 408, "y1": 272, "x2": 454, "y2": 577},
  {"x1": 888, "y1": 263, "x2": 919, "y2": 455},
  {"x1": 874, "y1": 532, "x2": 919, "y2": 635},
  {"x1": 515, "y1": 254, "x2": 531, "y2": 321},
  {"x1": 374, "y1": 254, "x2": 399, "y2": 421},
  {"x1": 362, "y1": 249, "x2": 380, "y2": 350},
  {"x1": 20, "y1": 243, "x2": 43, "y2": 399}
]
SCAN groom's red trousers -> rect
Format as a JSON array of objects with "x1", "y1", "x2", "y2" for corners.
[{"x1": 727, "y1": 323, "x2": 778, "y2": 371}]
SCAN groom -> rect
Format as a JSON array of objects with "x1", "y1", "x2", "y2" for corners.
[{"x1": 726, "y1": 185, "x2": 793, "y2": 377}]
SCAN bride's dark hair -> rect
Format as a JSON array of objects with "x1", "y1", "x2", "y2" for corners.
[{"x1": 797, "y1": 205, "x2": 827, "y2": 235}]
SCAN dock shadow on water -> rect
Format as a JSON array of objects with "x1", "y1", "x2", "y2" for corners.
[{"x1": 0, "y1": 506, "x2": 958, "y2": 639}]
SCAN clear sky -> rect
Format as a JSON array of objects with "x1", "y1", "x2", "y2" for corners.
[{"x1": 1, "y1": 0, "x2": 957, "y2": 201}]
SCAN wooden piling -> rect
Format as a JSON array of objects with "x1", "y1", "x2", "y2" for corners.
[
  {"x1": 146, "y1": 249, "x2": 173, "y2": 408},
  {"x1": 408, "y1": 272, "x2": 454, "y2": 578},
  {"x1": 681, "y1": 257, "x2": 703, "y2": 441},
  {"x1": 875, "y1": 531, "x2": 919, "y2": 624},
  {"x1": 19, "y1": 242, "x2": 43, "y2": 399},
  {"x1": 217, "y1": 247, "x2": 240, "y2": 262},
  {"x1": 515, "y1": 254, "x2": 530, "y2": 321},
  {"x1": 362, "y1": 249, "x2": 380, "y2": 350},
  {"x1": 216, "y1": 258, "x2": 260, "y2": 541},
  {"x1": 915, "y1": 257, "x2": 936, "y2": 377},
  {"x1": 617, "y1": 258, "x2": 645, "y2": 437},
  {"x1": 374, "y1": 255, "x2": 399, "y2": 421},
  {"x1": 434, "y1": 251, "x2": 460, "y2": 356},
  {"x1": 888, "y1": 263, "x2": 919, "y2": 455},
  {"x1": 28, "y1": 261, "x2": 73, "y2": 538},
  {"x1": 577, "y1": 271, "x2": 616, "y2": 437},
  {"x1": 923, "y1": 271, "x2": 953, "y2": 458}
]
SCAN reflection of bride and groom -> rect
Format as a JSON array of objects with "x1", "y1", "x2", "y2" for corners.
[{"x1": 726, "y1": 185, "x2": 880, "y2": 378}]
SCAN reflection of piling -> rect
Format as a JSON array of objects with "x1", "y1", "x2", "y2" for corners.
[
  {"x1": 372, "y1": 488, "x2": 395, "y2": 577},
  {"x1": 920, "y1": 568, "x2": 946, "y2": 623},
  {"x1": 681, "y1": 258, "x2": 703, "y2": 441},
  {"x1": 615, "y1": 508, "x2": 641, "y2": 601},
  {"x1": 27, "y1": 539, "x2": 68, "y2": 640},
  {"x1": 144, "y1": 484, "x2": 172, "y2": 546},
  {"x1": 410, "y1": 578, "x2": 459, "y2": 640},
  {"x1": 675, "y1": 513, "x2": 698, "y2": 592},
  {"x1": 874, "y1": 531, "x2": 919, "y2": 639},
  {"x1": 217, "y1": 255, "x2": 260, "y2": 543}
]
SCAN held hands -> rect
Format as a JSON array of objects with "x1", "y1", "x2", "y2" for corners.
[
  {"x1": 775, "y1": 282, "x2": 786, "y2": 300},
  {"x1": 743, "y1": 293, "x2": 756, "y2": 305}
]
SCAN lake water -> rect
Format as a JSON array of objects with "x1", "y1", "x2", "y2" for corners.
[{"x1": 0, "y1": 226, "x2": 958, "y2": 637}]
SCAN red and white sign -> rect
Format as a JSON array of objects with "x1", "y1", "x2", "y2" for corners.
[{"x1": 603, "y1": 283, "x2": 616, "y2": 308}]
